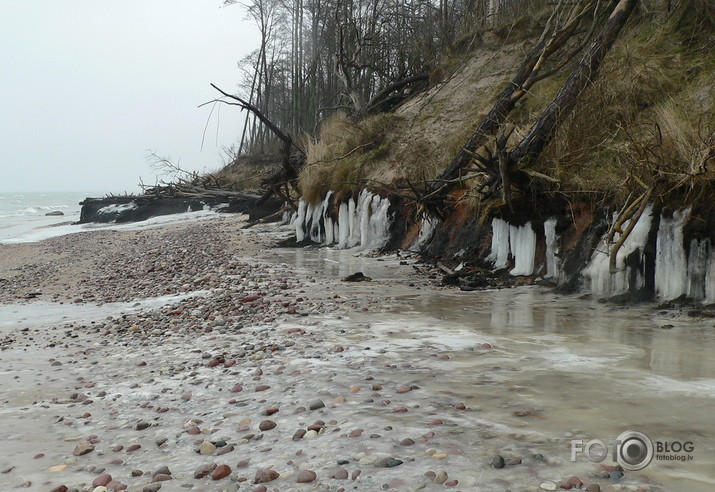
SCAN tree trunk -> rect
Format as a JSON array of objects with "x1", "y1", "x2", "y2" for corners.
[{"x1": 510, "y1": 0, "x2": 639, "y2": 166}]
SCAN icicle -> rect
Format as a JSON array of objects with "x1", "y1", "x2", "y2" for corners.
[
  {"x1": 309, "y1": 199, "x2": 324, "y2": 243},
  {"x1": 509, "y1": 222, "x2": 536, "y2": 276},
  {"x1": 487, "y1": 218, "x2": 510, "y2": 269},
  {"x1": 655, "y1": 208, "x2": 689, "y2": 300},
  {"x1": 544, "y1": 218, "x2": 559, "y2": 279},
  {"x1": 347, "y1": 198, "x2": 358, "y2": 247},
  {"x1": 368, "y1": 195, "x2": 392, "y2": 248},
  {"x1": 325, "y1": 216, "x2": 334, "y2": 245},
  {"x1": 359, "y1": 190, "x2": 372, "y2": 247},
  {"x1": 295, "y1": 200, "x2": 307, "y2": 242},
  {"x1": 337, "y1": 202, "x2": 350, "y2": 248},
  {"x1": 706, "y1": 251, "x2": 715, "y2": 304},
  {"x1": 582, "y1": 205, "x2": 653, "y2": 296},
  {"x1": 687, "y1": 238, "x2": 708, "y2": 300},
  {"x1": 410, "y1": 217, "x2": 437, "y2": 252}
]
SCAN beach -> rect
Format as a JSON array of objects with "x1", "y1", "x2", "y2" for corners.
[{"x1": 2, "y1": 213, "x2": 715, "y2": 492}]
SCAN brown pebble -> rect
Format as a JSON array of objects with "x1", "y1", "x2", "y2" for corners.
[
  {"x1": 264, "y1": 407, "x2": 279, "y2": 415},
  {"x1": 193, "y1": 464, "x2": 217, "y2": 479},
  {"x1": 455, "y1": 403, "x2": 467, "y2": 410},
  {"x1": 297, "y1": 470, "x2": 317, "y2": 483},
  {"x1": 445, "y1": 479, "x2": 458, "y2": 487},
  {"x1": 292, "y1": 429, "x2": 306, "y2": 441},
  {"x1": 217, "y1": 444, "x2": 235, "y2": 456},
  {"x1": 126, "y1": 444, "x2": 141, "y2": 452},
  {"x1": 92, "y1": 473, "x2": 112, "y2": 487},
  {"x1": 73, "y1": 442, "x2": 95, "y2": 456},
  {"x1": 211, "y1": 464, "x2": 232, "y2": 480},
  {"x1": 254, "y1": 468, "x2": 279, "y2": 483},
  {"x1": 351, "y1": 470, "x2": 361, "y2": 480},
  {"x1": 400, "y1": 438, "x2": 415, "y2": 446},
  {"x1": 33, "y1": 454, "x2": 44, "y2": 459},
  {"x1": 49, "y1": 487, "x2": 68, "y2": 492},
  {"x1": 396, "y1": 385, "x2": 412, "y2": 393},
  {"x1": 152, "y1": 474, "x2": 172, "y2": 482},
  {"x1": 349, "y1": 429, "x2": 363, "y2": 438},
  {"x1": 107, "y1": 479, "x2": 127, "y2": 490},
  {"x1": 255, "y1": 385, "x2": 270, "y2": 392},
  {"x1": 230, "y1": 384, "x2": 243, "y2": 393},
  {"x1": 259, "y1": 420, "x2": 276, "y2": 431},
  {"x1": 333, "y1": 469, "x2": 348, "y2": 479},
  {"x1": 585, "y1": 485, "x2": 600, "y2": 492},
  {"x1": 237, "y1": 459, "x2": 251, "y2": 467}
]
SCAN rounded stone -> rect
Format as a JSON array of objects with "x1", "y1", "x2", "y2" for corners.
[
  {"x1": 211, "y1": 464, "x2": 232, "y2": 480},
  {"x1": 491, "y1": 455, "x2": 505, "y2": 469},
  {"x1": 297, "y1": 470, "x2": 317, "y2": 483},
  {"x1": 333, "y1": 469, "x2": 348, "y2": 479},
  {"x1": 254, "y1": 468, "x2": 279, "y2": 483},
  {"x1": 259, "y1": 420, "x2": 276, "y2": 431},
  {"x1": 92, "y1": 474, "x2": 112, "y2": 487}
]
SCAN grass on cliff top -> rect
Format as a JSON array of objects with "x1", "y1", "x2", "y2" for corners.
[
  {"x1": 299, "y1": 113, "x2": 397, "y2": 203},
  {"x1": 290, "y1": 5, "x2": 714, "y2": 207},
  {"x1": 539, "y1": 10, "x2": 715, "y2": 203}
]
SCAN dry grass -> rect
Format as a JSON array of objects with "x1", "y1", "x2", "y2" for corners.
[
  {"x1": 299, "y1": 113, "x2": 398, "y2": 203},
  {"x1": 537, "y1": 13, "x2": 715, "y2": 204},
  {"x1": 212, "y1": 154, "x2": 281, "y2": 192}
]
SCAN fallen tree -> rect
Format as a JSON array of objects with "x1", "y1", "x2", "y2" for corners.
[{"x1": 423, "y1": 0, "x2": 639, "y2": 214}]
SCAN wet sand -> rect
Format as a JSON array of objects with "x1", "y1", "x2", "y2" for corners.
[{"x1": 1, "y1": 215, "x2": 714, "y2": 492}]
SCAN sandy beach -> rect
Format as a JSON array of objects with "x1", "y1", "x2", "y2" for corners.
[{"x1": 1, "y1": 215, "x2": 714, "y2": 492}]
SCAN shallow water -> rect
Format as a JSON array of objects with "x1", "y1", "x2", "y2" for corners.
[
  {"x1": 270, "y1": 245, "x2": 715, "y2": 490},
  {"x1": 1, "y1": 235, "x2": 714, "y2": 490}
]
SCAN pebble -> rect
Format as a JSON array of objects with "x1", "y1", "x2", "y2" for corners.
[
  {"x1": 194, "y1": 464, "x2": 216, "y2": 479},
  {"x1": 73, "y1": 442, "x2": 95, "y2": 456},
  {"x1": 433, "y1": 471, "x2": 448, "y2": 484},
  {"x1": 333, "y1": 469, "x2": 349, "y2": 479},
  {"x1": 309, "y1": 400, "x2": 325, "y2": 410},
  {"x1": 539, "y1": 481, "x2": 557, "y2": 491},
  {"x1": 259, "y1": 420, "x2": 277, "y2": 431},
  {"x1": 491, "y1": 455, "x2": 505, "y2": 469},
  {"x1": 211, "y1": 464, "x2": 232, "y2": 480},
  {"x1": 92, "y1": 474, "x2": 112, "y2": 487},
  {"x1": 199, "y1": 441, "x2": 216, "y2": 455},
  {"x1": 254, "y1": 468, "x2": 279, "y2": 483},
  {"x1": 297, "y1": 470, "x2": 317, "y2": 483}
]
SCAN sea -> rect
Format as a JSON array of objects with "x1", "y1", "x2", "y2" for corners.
[{"x1": 0, "y1": 191, "x2": 223, "y2": 244}]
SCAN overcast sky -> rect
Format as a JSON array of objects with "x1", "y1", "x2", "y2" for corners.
[{"x1": 0, "y1": 0, "x2": 259, "y2": 193}]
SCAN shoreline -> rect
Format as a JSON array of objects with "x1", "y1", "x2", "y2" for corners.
[{"x1": 1, "y1": 216, "x2": 713, "y2": 492}]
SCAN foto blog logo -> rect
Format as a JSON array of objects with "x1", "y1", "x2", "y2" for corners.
[
  {"x1": 571, "y1": 430, "x2": 653, "y2": 471},
  {"x1": 571, "y1": 430, "x2": 694, "y2": 471}
]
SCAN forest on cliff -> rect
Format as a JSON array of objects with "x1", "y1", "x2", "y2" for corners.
[{"x1": 208, "y1": 0, "x2": 713, "y2": 223}]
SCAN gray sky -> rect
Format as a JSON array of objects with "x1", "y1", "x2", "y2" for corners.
[{"x1": 0, "y1": 0, "x2": 259, "y2": 193}]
